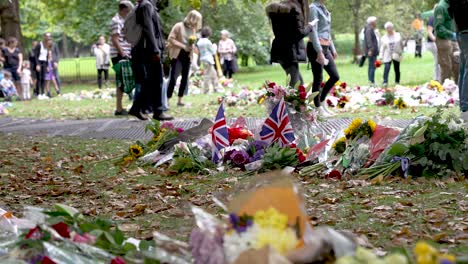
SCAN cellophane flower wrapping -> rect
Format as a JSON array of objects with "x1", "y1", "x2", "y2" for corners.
[{"x1": 189, "y1": 171, "x2": 314, "y2": 264}]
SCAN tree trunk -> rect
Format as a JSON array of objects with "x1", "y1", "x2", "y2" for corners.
[
  {"x1": 0, "y1": 0, "x2": 23, "y2": 50},
  {"x1": 350, "y1": 0, "x2": 361, "y2": 64},
  {"x1": 62, "y1": 32, "x2": 69, "y2": 58}
]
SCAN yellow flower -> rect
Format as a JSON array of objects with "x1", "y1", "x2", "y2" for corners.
[
  {"x1": 348, "y1": 118, "x2": 363, "y2": 132},
  {"x1": 254, "y1": 227, "x2": 298, "y2": 255},
  {"x1": 368, "y1": 120, "x2": 377, "y2": 132},
  {"x1": 123, "y1": 156, "x2": 135, "y2": 163},
  {"x1": 258, "y1": 95, "x2": 266, "y2": 105},
  {"x1": 254, "y1": 207, "x2": 288, "y2": 230},
  {"x1": 153, "y1": 132, "x2": 163, "y2": 142},
  {"x1": 335, "y1": 81, "x2": 341, "y2": 87},
  {"x1": 393, "y1": 99, "x2": 399, "y2": 106},
  {"x1": 400, "y1": 102, "x2": 407, "y2": 109},
  {"x1": 129, "y1": 145, "x2": 144, "y2": 158}
]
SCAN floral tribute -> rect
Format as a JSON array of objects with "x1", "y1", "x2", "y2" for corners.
[{"x1": 119, "y1": 120, "x2": 184, "y2": 166}]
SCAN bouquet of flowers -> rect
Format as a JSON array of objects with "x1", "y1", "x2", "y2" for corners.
[
  {"x1": 188, "y1": 35, "x2": 197, "y2": 46},
  {"x1": 189, "y1": 172, "x2": 359, "y2": 264},
  {"x1": 170, "y1": 142, "x2": 214, "y2": 174},
  {"x1": 119, "y1": 120, "x2": 184, "y2": 166},
  {"x1": 359, "y1": 110, "x2": 467, "y2": 179},
  {"x1": 0, "y1": 204, "x2": 165, "y2": 264},
  {"x1": 374, "y1": 59, "x2": 382, "y2": 68}
]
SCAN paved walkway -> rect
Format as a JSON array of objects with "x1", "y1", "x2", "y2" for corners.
[{"x1": 0, "y1": 117, "x2": 411, "y2": 141}]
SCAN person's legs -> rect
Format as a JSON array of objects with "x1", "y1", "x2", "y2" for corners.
[
  {"x1": 383, "y1": 62, "x2": 391, "y2": 85},
  {"x1": 436, "y1": 38, "x2": 453, "y2": 82},
  {"x1": 97, "y1": 69, "x2": 103, "y2": 89},
  {"x1": 202, "y1": 62, "x2": 211, "y2": 93},
  {"x1": 321, "y1": 49, "x2": 340, "y2": 103},
  {"x1": 368, "y1": 55, "x2": 376, "y2": 84},
  {"x1": 307, "y1": 42, "x2": 324, "y2": 107},
  {"x1": 451, "y1": 41, "x2": 460, "y2": 84},
  {"x1": 54, "y1": 68, "x2": 61, "y2": 91},
  {"x1": 177, "y1": 51, "x2": 191, "y2": 104},
  {"x1": 458, "y1": 34, "x2": 468, "y2": 115},
  {"x1": 104, "y1": 69, "x2": 109, "y2": 86},
  {"x1": 225, "y1": 60, "x2": 233, "y2": 79},
  {"x1": 166, "y1": 58, "x2": 179, "y2": 100},
  {"x1": 282, "y1": 63, "x2": 303, "y2": 87},
  {"x1": 150, "y1": 60, "x2": 164, "y2": 117},
  {"x1": 393, "y1": 60, "x2": 401, "y2": 84},
  {"x1": 427, "y1": 42, "x2": 441, "y2": 81},
  {"x1": 39, "y1": 62, "x2": 47, "y2": 95}
]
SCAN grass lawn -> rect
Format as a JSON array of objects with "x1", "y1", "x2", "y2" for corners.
[
  {"x1": 4, "y1": 51, "x2": 460, "y2": 120},
  {"x1": 0, "y1": 133, "x2": 466, "y2": 254}
]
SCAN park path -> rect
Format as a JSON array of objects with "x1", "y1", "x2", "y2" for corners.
[{"x1": 0, "y1": 117, "x2": 411, "y2": 141}]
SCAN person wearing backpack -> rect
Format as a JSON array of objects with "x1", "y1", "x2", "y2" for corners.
[
  {"x1": 110, "y1": 0, "x2": 133, "y2": 116},
  {"x1": 129, "y1": 0, "x2": 173, "y2": 121}
]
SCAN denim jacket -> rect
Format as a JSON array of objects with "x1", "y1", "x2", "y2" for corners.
[{"x1": 308, "y1": 1, "x2": 335, "y2": 53}]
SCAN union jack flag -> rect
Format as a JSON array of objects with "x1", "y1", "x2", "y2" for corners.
[
  {"x1": 211, "y1": 102, "x2": 230, "y2": 161},
  {"x1": 259, "y1": 98, "x2": 295, "y2": 146}
]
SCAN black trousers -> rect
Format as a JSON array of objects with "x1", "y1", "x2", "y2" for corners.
[
  {"x1": 383, "y1": 60, "x2": 400, "y2": 84},
  {"x1": 280, "y1": 62, "x2": 303, "y2": 87},
  {"x1": 36, "y1": 61, "x2": 48, "y2": 95},
  {"x1": 167, "y1": 50, "x2": 190, "y2": 98},
  {"x1": 130, "y1": 48, "x2": 164, "y2": 116},
  {"x1": 97, "y1": 69, "x2": 109, "y2": 89},
  {"x1": 223, "y1": 60, "x2": 234, "y2": 78},
  {"x1": 307, "y1": 42, "x2": 340, "y2": 107}
]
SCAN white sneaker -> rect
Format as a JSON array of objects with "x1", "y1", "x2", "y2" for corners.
[
  {"x1": 318, "y1": 106, "x2": 332, "y2": 118},
  {"x1": 462, "y1": 111, "x2": 468, "y2": 123}
]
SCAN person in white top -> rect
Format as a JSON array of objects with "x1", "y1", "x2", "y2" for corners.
[
  {"x1": 379, "y1": 22, "x2": 404, "y2": 87},
  {"x1": 92, "y1": 36, "x2": 111, "y2": 89},
  {"x1": 197, "y1": 26, "x2": 219, "y2": 93},
  {"x1": 218, "y1": 30, "x2": 237, "y2": 79},
  {"x1": 21, "y1": 61, "x2": 33, "y2": 100}
]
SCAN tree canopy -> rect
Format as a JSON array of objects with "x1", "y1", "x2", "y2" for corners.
[{"x1": 12, "y1": 0, "x2": 439, "y2": 61}]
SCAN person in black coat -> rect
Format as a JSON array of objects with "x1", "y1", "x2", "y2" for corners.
[
  {"x1": 130, "y1": 0, "x2": 173, "y2": 121},
  {"x1": 267, "y1": 0, "x2": 314, "y2": 87}
]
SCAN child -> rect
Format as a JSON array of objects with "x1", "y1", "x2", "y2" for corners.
[
  {"x1": 21, "y1": 61, "x2": 33, "y2": 100},
  {"x1": 197, "y1": 26, "x2": 219, "y2": 94},
  {"x1": 42, "y1": 39, "x2": 60, "y2": 99},
  {"x1": 0, "y1": 71, "x2": 18, "y2": 101}
]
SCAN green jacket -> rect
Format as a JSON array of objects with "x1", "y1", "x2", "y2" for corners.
[{"x1": 434, "y1": 0, "x2": 455, "y2": 39}]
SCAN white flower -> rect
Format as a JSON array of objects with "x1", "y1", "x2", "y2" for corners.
[
  {"x1": 224, "y1": 226, "x2": 259, "y2": 263},
  {"x1": 175, "y1": 142, "x2": 190, "y2": 153}
]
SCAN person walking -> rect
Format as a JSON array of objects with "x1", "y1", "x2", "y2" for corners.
[
  {"x1": 130, "y1": 0, "x2": 173, "y2": 121},
  {"x1": 166, "y1": 10, "x2": 203, "y2": 107},
  {"x1": 29, "y1": 41, "x2": 39, "y2": 94},
  {"x1": 93, "y1": 36, "x2": 111, "y2": 89},
  {"x1": 434, "y1": 0, "x2": 459, "y2": 83},
  {"x1": 426, "y1": 13, "x2": 441, "y2": 81},
  {"x1": 34, "y1": 33, "x2": 60, "y2": 97},
  {"x1": 307, "y1": 0, "x2": 340, "y2": 117},
  {"x1": 364, "y1": 16, "x2": 379, "y2": 85},
  {"x1": 218, "y1": 30, "x2": 237, "y2": 80},
  {"x1": 448, "y1": 0, "x2": 468, "y2": 122},
  {"x1": 1, "y1": 37, "x2": 23, "y2": 99},
  {"x1": 110, "y1": 0, "x2": 133, "y2": 116},
  {"x1": 266, "y1": 0, "x2": 313, "y2": 88},
  {"x1": 411, "y1": 14, "x2": 424, "y2": 58},
  {"x1": 379, "y1": 22, "x2": 404, "y2": 87},
  {"x1": 197, "y1": 26, "x2": 219, "y2": 94}
]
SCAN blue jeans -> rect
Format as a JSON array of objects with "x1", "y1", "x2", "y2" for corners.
[
  {"x1": 459, "y1": 33, "x2": 468, "y2": 112},
  {"x1": 368, "y1": 55, "x2": 377, "y2": 83},
  {"x1": 383, "y1": 60, "x2": 400, "y2": 84}
]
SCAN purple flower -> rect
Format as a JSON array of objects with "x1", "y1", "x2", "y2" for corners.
[
  {"x1": 247, "y1": 140, "x2": 268, "y2": 156},
  {"x1": 223, "y1": 149, "x2": 236, "y2": 162},
  {"x1": 229, "y1": 213, "x2": 253, "y2": 233},
  {"x1": 176, "y1": 127, "x2": 184, "y2": 133},
  {"x1": 249, "y1": 149, "x2": 265, "y2": 163},
  {"x1": 440, "y1": 260, "x2": 455, "y2": 264},
  {"x1": 230, "y1": 150, "x2": 249, "y2": 166},
  {"x1": 161, "y1": 122, "x2": 175, "y2": 130}
]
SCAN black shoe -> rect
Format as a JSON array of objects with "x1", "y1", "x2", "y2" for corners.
[
  {"x1": 56, "y1": 89, "x2": 61, "y2": 95},
  {"x1": 114, "y1": 109, "x2": 129, "y2": 116},
  {"x1": 129, "y1": 110, "x2": 148, "y2": 120},
  {"x1": 153, "y1": 113, "x2": 174, "y2": 121},
  {"x1": 47, "y1": 92, "x2": 52, "y2": 98}
]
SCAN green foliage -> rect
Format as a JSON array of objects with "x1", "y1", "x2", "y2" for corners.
[
  {"x1": 171, "y1": 143, "x2": 214, "y2": 173},
  {"x1": 262, "y1": 143, "x2": 298, "y2": 170},
  {"x1": 160, "y1": 0, "x2": 271, "y2": 65}
]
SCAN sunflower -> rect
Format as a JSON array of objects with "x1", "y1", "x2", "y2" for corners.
[
  {"x1": 367, "y1": 120, "x2": 377, "y2": 132},
  {"x1": 153, "y1": 132, "x2": 163, "y2": 142},
  {"x1": 349, "y1": 118, "x2": 363, "y2": 131},
  {"x1": 129, "y1": 145, "x2": 144, "y2": 158},
  {"x1": 123, "y1": 156, "x2": 135, "y2": 163},
  {"x1": 332, "y1": 137, "x2": 347, "y2": 154}
]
